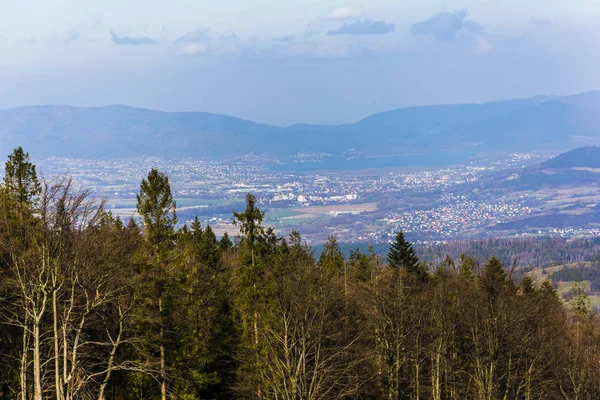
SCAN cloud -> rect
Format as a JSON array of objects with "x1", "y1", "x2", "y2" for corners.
[
  {"x1": 177, "y1": 32, "x2": 245, "y2": 56},
  {"x1": 182, "y1": 43, "x2": 210, "y2": 55},
  {"x1": 327, "y1": 19, "x2": 395, "y2": 35},
  {"x1": 327, "y1": 7, "x2": 364, "y2": 20},
  {"x1": 175, "y1": 28, "x2": 210, "y2": 43},
  {"x1": 475, "y1": 38, "x2": 492, "y2": 54},
  {"x1": 270, "y1": 41, "x2": 319, "y2": 57},
  {"x1": 110, "y1": 31, "x2": 158, "y2": 45},
  {"x1": 212, "y1": 34, "x2": 244, "y2": 55},
  {"x1": 268, "y1": 41, "x2": 357, "y2": 58},
  {"x1": 303, "y1": 25, "x2": 317, "y2": 39},
  {"x1": 49, "y1": 30, "x2": 80, "y2": 44},
  {"x1": 411, "y1": 9, "x2": 482, "y2": 42},
  {"x1": 273, "y1": 35, "x2": 295, "y2": 42}
]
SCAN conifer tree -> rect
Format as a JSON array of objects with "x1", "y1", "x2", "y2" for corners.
[
  {"x1": 190, "y1": 216, "x2": 202, "y2": 234},
  {"x1": 480, "y1": 257, "x2": 506, "y2": 303},
  {"x1": 136, "y1": 168, "x2": 177, "y2": 400},
  {"x1": 521, "y1": 275, "x2": 535, "y2": 294},
  {"x1": 571, "y1": 282, "x2": 592, "y2": 319},
  {"x1": 232, "y1": 193, "x2": 268, "y2": 397},
  {"x1": 136, "y1": 168, "x2": 177, "y2": 257},
  {"x1": 318, "y1": 236, "x2": 345, "y2": 275},
  {"x1": 219, "y1": 232, "x2": 233, "y2": 250},
  {"x1": 458, "y1": 253, "x2": 476, "y2": 278},
  {"x1": 3, "y1": 147, "x2": 41, "y2": 210},
  {"x1": 233, "y1": 193, "x2": 264, "y2": 265},
  {"x1": 387, "y1": 231, "x2": 419, "y2": 271}
]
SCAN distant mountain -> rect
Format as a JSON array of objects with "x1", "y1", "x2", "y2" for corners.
[
  {"x1": 541, "y1": 146, "x2": 600, "y2": 169},
  {"x1": 1, "y1": 91, "x2": 600, "y2": 160}
]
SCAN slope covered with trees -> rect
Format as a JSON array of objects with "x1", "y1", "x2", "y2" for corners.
[
  {"x1": 541, "y1": 146, "x2": 600, "y2": 169},
  {"x1": 1, "y1": 147, "x2": 600, "y2": 399}
]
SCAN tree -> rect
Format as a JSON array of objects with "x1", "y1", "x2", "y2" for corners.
[
  {"x1": 219, "y1": 232, "x2": 233, "y2": 250},
  {"x1": 231, "y1": 193, "x2": 268, "y2": 398},
  {"x1": 233, "y1": 193, "x2": 264, "y2": 265},
  {"x1": 0, "y1": 178, "x2": 140, "y2": 400},
  {"x1": 257, "y1": 258, "x2": 361, "y2": 399},
  {"x1": 388, "y1": 231, "x2": 429, "y2": 283},
  {"x1": 571, "y1": 282, "x2": 592, "y2": 319},
  {"x1": 136, "y1": 168, "x2": 177, "y2": 258},
  {"x1": 521, "y1": 275, "x2": 535, "y2": 294},
  {"x1": 480, "y1": 256, "x2": 506, "y2": 304},
  {"x1": 3, "y1": 147, "x2": 41, "y2": 210},
  {"x1": 136, "y1": 168, "x2": 177, "y2": 400},
  {"x1": 318, "y1": 236, "x2": 345, "y2": 276},
  {"x1": 387, "y1": 231, "x2": 419, "y2": 271},
  {"x1": 458, "y1": 253, "x2": 476, "y2": 278}
]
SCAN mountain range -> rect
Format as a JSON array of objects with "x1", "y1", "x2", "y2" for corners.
[{"x1": 1, "y1": 91, "x2": 600, "y2": 160}]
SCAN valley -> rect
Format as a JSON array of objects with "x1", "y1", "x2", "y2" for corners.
[{"x1": 35, "y1": 147, "x2": 600, "y2": 246}]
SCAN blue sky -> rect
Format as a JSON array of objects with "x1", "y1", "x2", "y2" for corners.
[{"x1": 1, "y1": 0, "x2": 599, "y2": 125}]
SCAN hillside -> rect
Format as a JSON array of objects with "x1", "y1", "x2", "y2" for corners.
[
  {"x1": 541, "y1": 146, "x2": 600, "y2": 169},
  {"x1": 1, "y1": 91, "x2": 600, "y2": 160}
]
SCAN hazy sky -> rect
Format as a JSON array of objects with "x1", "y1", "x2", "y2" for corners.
[{"x1": 1, "y1": 0, "x2": 599, "y2": 125}]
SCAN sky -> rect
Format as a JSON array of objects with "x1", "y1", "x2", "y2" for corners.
[{"x1": 1, "y1": 0, "x2": 599, "y2": 126}]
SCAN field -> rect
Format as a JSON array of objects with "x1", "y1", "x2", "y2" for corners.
[
  {"x1": 527, "y1": 263, "x2": 600, "y2": 310},
  {"x1": 294, "y1": 202, "x2": 378, "y2": 215}
]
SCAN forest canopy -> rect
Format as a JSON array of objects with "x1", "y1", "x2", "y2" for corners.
[{"x1": 1, "y1": 147, "x2": 600, "y2": 400}]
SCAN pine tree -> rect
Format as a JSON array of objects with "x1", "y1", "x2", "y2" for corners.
[
  {"x1": 136, "y1": 168, "x2": 177, "y2": 400},
  {"x1": 200, "y1": 225, "x2": 221, "y2": 268},
  {"x1": 480, "y1": 257, "x2": 506, "y2": 303},
  {"x1": 233, "y1": 193, "x2": 265, "y2": 265},
  {"x1": 387, "y1": 231, "x2": 419, "y2": 271},
  {"x1": 136, "y1": 168, "x2": 177, "y2": 258},
  {"x1": 231, "y1": 193, "x2": 267, "y2": 397},
  {"x1": 458, "y1": 253, "x2": 476, "y2": 278},
  {"x1": 233, "y1": 194, "x2": 264, "y2": 248},
  {"x1": 190, "y1": 216, "x2": 202, "y2": 234},
  {"x1": 318, "y1": 236, "x2": 345, "y2": 275},
  {"x1": 571, "y1": 282, "x2": 592, "y2": 319},
  {"x1": 3, "y1": 147, "x2": 41, "y2": 211},
  {"x1": 219, "y1": 232, "x2": 233, "y2": 250},
  {"x1": 521, "y1": 275, "x2": 535, "y2": 294}
]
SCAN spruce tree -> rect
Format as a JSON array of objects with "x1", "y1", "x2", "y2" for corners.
[
  {"x1": 233, "y1": 193, "x2": 264, "y2": 248},
  {"x1": 136, "y1": 168, "x2": 177, "y2": 400},
  {"x1": 458, "y1": 253, "x2": 476, "y2": 278},
  {"x1": 480, "y1": 257, "x2": 506, "y2": 303},
  {"x1": 3, "y1": 147, "x2": 41, "y2": 210},
  {"x1": 219, "y1": 232, "x2": 233, "y2": 250},
  {"x1": 136, "y1": 168, "x2": 177, "y2": 257},
  {"x1": 387, "y1": 231, "x2": 419, "y2": 271},
  {"x1": 233, "y1": 193, "x2": 265, "y2": 265},
  {"x1": 318, "y1": 236, "x2": 345, "y2": 275},
  {"x1": 521, "y1": 275, "x2": 535, "y2": 294}
]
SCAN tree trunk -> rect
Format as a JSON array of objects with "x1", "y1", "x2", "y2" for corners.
[
  {"x1": 431, "y1": 341, "x2": 442, "y2": 400},
  {"x1": 159, "y1": 295, "x2": 167, "y2": 400},
  {"x1": 20, "y1": 320, "x2": 29, "y2": 400},
  {"x1": 53, "y1": 287, "x2": 63, "y2": 400},
  {"x1": 98, "y1": 309, "x2": 124, "y2": 400},
  {"x1": 33, "y1": 320, "x2": 43, "y2": 400},
  {"x1": 251, "y1": 248, "x2": 262, "y2": 399}
]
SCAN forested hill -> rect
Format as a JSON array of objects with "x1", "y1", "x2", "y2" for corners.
[
  {"x1": 541, "y1": 146, "x2": 600, "y2": 169},
  {"x1": 1, "y1": 91, "x2": 600, "y2": 160}
]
